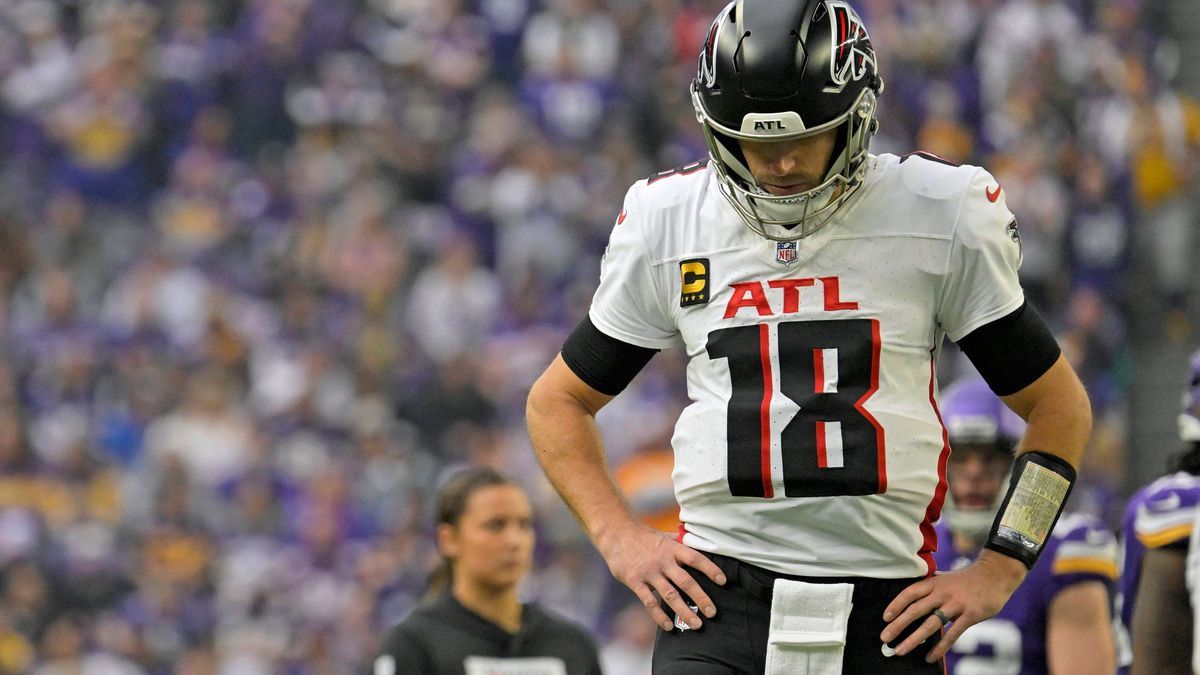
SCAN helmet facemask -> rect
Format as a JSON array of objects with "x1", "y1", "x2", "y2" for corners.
[
  {"x1": 942, "y1": 442, "x2": 1015, "y2": 542},
  {"x1": 693, "y1": 85, "x2": 878, "y2": 242}
]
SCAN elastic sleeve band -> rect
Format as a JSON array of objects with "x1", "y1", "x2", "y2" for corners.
[
  {"x1": 561, "y1": 316, "x2": 658, "y2": 396},
  {"x1": 956, "y1": 301, "x2": 1060, "y2": 396}
]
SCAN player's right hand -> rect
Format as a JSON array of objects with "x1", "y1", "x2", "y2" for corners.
[{"x1": 597, "y1": 522, "x2": 727, "y2": 632}]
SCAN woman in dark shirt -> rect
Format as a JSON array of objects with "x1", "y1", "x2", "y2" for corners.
[{"x1": 375, "y1": 467, "x2": 603, "y2": 675}]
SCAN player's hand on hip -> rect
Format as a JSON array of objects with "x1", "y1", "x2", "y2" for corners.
[
  {"x1": 880, "y1": 549, "x2": 1026, "y2": 663},
  {"x1": 597, "y1": 522, "x2": 727, "y2": 632}
]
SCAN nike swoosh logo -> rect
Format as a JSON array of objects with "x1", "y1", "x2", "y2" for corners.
[
  {"x1": 986, "y1": 185, "x2": 1002, "y2": 202},
  {"x1": 617, "y1": 209, "x2": 628, "y2": 224}
]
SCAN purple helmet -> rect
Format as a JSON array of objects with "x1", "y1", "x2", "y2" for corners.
[
  {"x1": 1180, "y1": 349, "x2": 1200, "y2": 442},
  {"x1": 940, "y1": 377, "x2": 1026, "y2": 449},
  {"x1": 939, "y1": 377, "x2": 1026, "y2": 539}
]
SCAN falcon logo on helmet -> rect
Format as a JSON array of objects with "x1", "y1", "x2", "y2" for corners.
[
  {"x1": 827, "y1": 2, "x2": 875, "y2": 91},
  {"x1": 698, "y1": 3, "x2": 730, "y2": 89}
]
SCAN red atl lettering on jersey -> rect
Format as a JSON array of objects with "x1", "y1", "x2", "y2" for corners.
[
  {"x1": 723, "y1": 276, "x2": 858, "y2": 319},
  {"x1": 767, "y1": 278, "x2": 815, "y2": 314},
  {"x1": 724, "y1": 282, "x2": 773, "y2": 318},
  {"x1": 820, "y1": 276, "x2": 859, "y2": 311}
]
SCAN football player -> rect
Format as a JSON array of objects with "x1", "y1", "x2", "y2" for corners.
[
  {"x1": 1119, "y1": 349, "x2": 1200, "y2": 675},
  {"x1": 934, "y1": 377, "x2": 1117, "y2": 674},
  {"x1": 526, "y1": 1, "x2": 1092, "y2": 672}
]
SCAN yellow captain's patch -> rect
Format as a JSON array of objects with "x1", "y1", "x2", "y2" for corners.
[
  {"x1": 1052, "y1": 557, "x2": 1118, "y2": 579},
  {"x1": 680, "y1": 258, "x2": 710, "y2": 307}
]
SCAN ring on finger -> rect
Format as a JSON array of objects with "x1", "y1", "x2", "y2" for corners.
[{"x1": 932, "y1": 608, "x2": 951, "y2": 627}]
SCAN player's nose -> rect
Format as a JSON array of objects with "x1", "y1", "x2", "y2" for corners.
[{"x1": 766, "y1": 152, "x2": 796, "y2": 177}]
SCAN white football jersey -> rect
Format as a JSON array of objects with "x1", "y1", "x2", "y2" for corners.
[{"x1": 589, "y1": 153, "x2": 1023, "y2": 578}]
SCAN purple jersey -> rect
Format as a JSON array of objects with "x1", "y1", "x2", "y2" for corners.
[
  {"x1": 1116, "y1": 471, "x2": 1200, "y2": 673},
  {"x1": 935, "y1": 513, "x2": 1117, "y2": 675}
]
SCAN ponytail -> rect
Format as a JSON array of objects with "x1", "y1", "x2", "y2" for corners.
[{"x1": 423, "y1": 559, "x2": 453, "y2": 602}]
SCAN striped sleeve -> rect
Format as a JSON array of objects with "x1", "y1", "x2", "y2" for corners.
[
  {"x1": 1134, "y1": 486, "x2": 1200, "y2": 550},
  {"x1": 1050, "y1": 514, "x2": 1119, "y2": 583}
]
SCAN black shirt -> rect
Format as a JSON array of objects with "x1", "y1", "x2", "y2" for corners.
[{"x1": 374, "y1": 593, "x2": 603, "y2": 675}]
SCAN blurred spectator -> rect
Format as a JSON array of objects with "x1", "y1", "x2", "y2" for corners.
[
  {"x1": 915, "y1": 81, "x2": 975, "y2": 164},
  {"x1": 31, "y1": 611, "x2": 145, "y2": 675},
  {"x1": 144, "y1": 367, "x2": 255, "y2": 489},
  {"x1": 405, "y1": 240, "x2": 500, "y2": 363},
  {"x1": 3, "y1": 1, "x2": 76, "y2": 114},
  {"x1": 521, "y1": 0, "x2": 619, "y2": 80},
  {"x1": 1066, "y1": 151, "x2": 1133, "y2": 299},
  {"x1": 1080, "y1": 51, "x2": 1200, "y2": 329},
  {"x1": 1125, "y1": 62, "x2": 1200, "y2": 322},
  {"x1": 44, "y1": 32, "x2": 151, "y2": 204}
]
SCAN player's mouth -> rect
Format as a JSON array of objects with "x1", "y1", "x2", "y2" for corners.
[
  {"x1": 954, "y1": 493, "x2": 992, "y2": 509},
  {"x1": 761, "y1": 181, "x2": 811, "y2": 196}
]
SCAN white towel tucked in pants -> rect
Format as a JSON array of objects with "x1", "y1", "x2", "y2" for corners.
[{"x1": 764, "y1": 578, "x2": 854, "y2": 675}]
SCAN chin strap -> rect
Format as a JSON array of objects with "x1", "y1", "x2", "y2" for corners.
[{"x1": 983, "y1": 451, "x2": 1076, "y2": 569}]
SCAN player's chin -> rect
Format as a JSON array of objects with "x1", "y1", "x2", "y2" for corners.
[
  {"x1": 957, "y1": 497, "x2": 994, "y2": 509},
  {"x1": 485, "y1": 563, "x2": 529, "y2": 588}
]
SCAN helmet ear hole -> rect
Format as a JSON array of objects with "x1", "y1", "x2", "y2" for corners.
[
  {"x1": 711, "y1": 131, "x2": 755, "y2": 187},
  {"x1": 825, "y1": 123, "x2": 850, "y2": 177},
  {"x1": 715, "y1": 132, "x2": 746, "y2": 167}
]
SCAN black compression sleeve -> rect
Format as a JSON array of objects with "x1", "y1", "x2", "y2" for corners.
[
  {"x1": 561, "y1": 315, "x2": 658, "y2": 396},
  {"x1": 955, "y1": 301, "x2": 1060, "y2": 396}
]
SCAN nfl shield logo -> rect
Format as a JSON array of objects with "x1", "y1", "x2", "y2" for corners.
[{"x1": 776, "y1": 241, "x2": 798, "y2": 264}]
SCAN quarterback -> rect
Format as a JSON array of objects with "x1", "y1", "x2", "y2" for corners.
[{"x1": 526, "y1": 1, "x2": 1092, "y2": 673}]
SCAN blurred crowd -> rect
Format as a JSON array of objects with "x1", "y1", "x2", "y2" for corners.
[{"x1": 0, "y1": 0, "x2": 1197, "y2": 672}]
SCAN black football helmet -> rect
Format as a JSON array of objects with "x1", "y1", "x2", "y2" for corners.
[{"x1": 691, "y1": 0, "x2": 884, "y2": 241}]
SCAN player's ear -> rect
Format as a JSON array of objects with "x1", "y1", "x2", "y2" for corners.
[{"x1": 437, "y1": 522, "x2": 461, "y2": 560}]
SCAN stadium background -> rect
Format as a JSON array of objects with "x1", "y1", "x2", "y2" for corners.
[{"x1": 0, "y1": 0, "x2": 1197, "y2": 672}]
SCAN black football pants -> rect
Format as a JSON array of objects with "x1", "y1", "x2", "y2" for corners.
[{"x1": 652, "y1": 551, "x2": 944, "y2": 674}]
